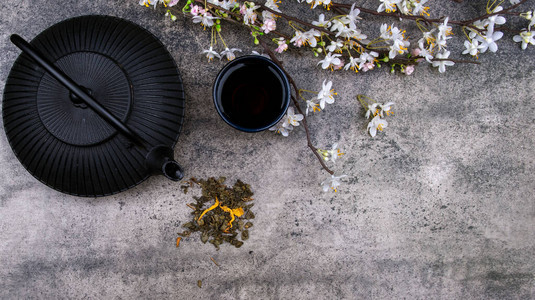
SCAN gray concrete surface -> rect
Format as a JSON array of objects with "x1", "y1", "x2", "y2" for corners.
[{"x1": 1, "y1": 0, "x2": 534, "y2": 299}]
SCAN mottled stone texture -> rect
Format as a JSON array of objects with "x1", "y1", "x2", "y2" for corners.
[{"x1": 1, "y1": 0, "x2": 534, "y2": 299}]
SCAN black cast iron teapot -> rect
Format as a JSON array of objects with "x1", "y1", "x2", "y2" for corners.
[{"x1": 2, "y1": 16, "x2": 186, "y2": 197}]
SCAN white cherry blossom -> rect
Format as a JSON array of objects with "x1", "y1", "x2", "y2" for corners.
[
  {"x1": 312, "y1": 13, "x2": 331, "y2": 28},
  {"x1": 321, "y1": 174, "x2": 347, "y2": 192},
  {"x1": 283, "y1": 106, "x2": 304, "y2": 127},
  {"x1": 316, "y1": 80, "x2": 336, "y2": 109},
  {"x1": 477, "y1": 29, "x2": 503, "y2": 53},
  {"x1": 346, "y1": 3, "x2": 362, "y2": 29},
  {"x1": 344, "y1": 56, "x2": 359, "y2": 72},
  {"x1": 305, "y1": 98, "x2": 320, "y2": 115},
  {"x1": 377, "y1": 0, "x2": 401, "y2": 13},
  {"x1": 220, "y1": 47, "x2": 242, "y2": 61},
  {"x1": 462, "y1": 39, "x2": 480, "y2": 56},
  {"x1": 317, "y1": 53, "x2": 342, "y2": 70},
  {"x1": 365, "y1": 103, "x2": 379, "y2": 119},
  {"x1": 269, "y1": 121, "x2": 292, "y2": 136},
  {"x1": 202, "y1": 46, "x2": 221, "y2": 61},
  {"x1": 513, "y1": 30, "x2": 535, "y2": 49},
  {"x1": 378, "y1": 102, "x2": 395, "y2": 117},
  {"x1": 432, "y1": 50, "x2": 455, "y2": 73},
  {"x1": 367, "y1": 115, "x2": 388, "y2": 137}
]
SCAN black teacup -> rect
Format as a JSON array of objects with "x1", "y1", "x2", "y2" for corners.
[{"x1": 213, "y1": 55, "x2": 290, "y2": 132}]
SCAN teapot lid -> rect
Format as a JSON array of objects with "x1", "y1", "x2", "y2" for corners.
[{"x1": 2, "y1": 15, "x2": 185, "y2": 197}]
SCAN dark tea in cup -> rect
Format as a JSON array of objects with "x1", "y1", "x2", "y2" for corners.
[{"x1": 213, "y1": 55, "x2": 290, "y2": 132}]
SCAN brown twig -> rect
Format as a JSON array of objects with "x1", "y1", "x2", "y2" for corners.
[
  {"x1": 494, "y1": 26, "x2": 523, "y2": 34},
  {"x1": 461, "y1": 0, "x2": 528, "y2": 24},
  {"x1": 389, "y1": 56, "x2": 480, "y2": 65},
  {"x1": 331, "y1": 0, "x2": 528, "y2": 28},
  {"x1": 432, "y1": 58, "x2": 480, "y2": 64},
  {"x1": 258, "y1": 37, "x2": 334, "y2": 175}
]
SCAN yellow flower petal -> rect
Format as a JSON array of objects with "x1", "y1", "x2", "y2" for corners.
[
  {"x1": 232, "y1": 207, "x2": 244, "y2": 217},
  {"x1": 198, "y1": 197, "x2": 219, "y2": 222},
  {"x1": 220, "y1": 205, "x2": 244, "y2": 229}
]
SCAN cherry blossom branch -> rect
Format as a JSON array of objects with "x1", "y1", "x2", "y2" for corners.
[
  {"x1": 258, "y1": 3, "x2": 369, "y2": 49},
  {"x1": 258, "y1": 37, "x2": 335, "y2": 175},
  {"x1": 331, "y1": 0, "x2": 528, "y2": 28},
  {"x1": 194, "y1": 0, "x2": 238, "y2": 17},
  {"x1": 461, "y1": 0, "x2": 529, "y2": 24},
  {"x1": 431, "y1": 58, "x2": 480, "y2": 64},
  {"x1": 181, "y1": 0, "x2": 485, "y2": 69},
  {"x1": 258, "y1": 2, "x2": 485, "y2": 66},
  {"x1": 174, "y1": 1, "x2": 292, "y2": 40},
  {"x1": 494, "y1": 26, "x2": 524, "y2": 34}
]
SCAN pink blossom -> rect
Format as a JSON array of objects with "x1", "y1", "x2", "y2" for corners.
[
  {"x1": 334, "y1": 59, "x2": 345, "y2": 70},
  {"x1": 411, "y1": 48, "x2": 421, "y2": 56},
  {"x1": 262, "y1": 18, "x2": 276, "y2": 34},
  {"x1": 361, "y1": 62, "x2": 375, "y2": 72},
  {"x1": 191, "y1": 5, "x2": 200, "y2": 16},
  {"x1": 403, "y1": 65, "x2": 415, "y2": 75},
  {"x1": 275, "y1": 40, "x2": 288, "y2": 53},
  {"x1": 290, "y1": 31, "x2": 306, "y2": 47}
]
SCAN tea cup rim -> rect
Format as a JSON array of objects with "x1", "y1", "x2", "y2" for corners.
[{"x1": 212, "y1": 55, "x2": 291, "y2": 133}]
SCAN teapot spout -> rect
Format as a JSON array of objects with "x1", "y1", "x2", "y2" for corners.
[{"x1": 145, "y1": 145, "x2": 184, "y2": 181}]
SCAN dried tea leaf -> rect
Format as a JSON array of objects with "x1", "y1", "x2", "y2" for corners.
[
  {"x1": 241, "y1": 230, "x2": 249, "y2": 241},
  {"x1": 182, "y1": 222, "x2": 196, "y2": 230},
  {"x1": 179, "y1": 177, "x2": 255, "y2": 249},
  {"x1": 201, "y1": 231, "x2": 209, "y2": 243},
  {"x1": 244, "y1": 222, "x2": 253, "y2": 229},
  {"x1": 197, "y1": 280, "x2": 202, "y2": 288},
  {"x1": 230, "y1": 240, "x2": 244, "y2": 248},
  {"x1": 244, "y1": 210, "x2": 255, "y2": 219},
  {"x1": 177, "y1": 230, "x2": 191, "y2": 237}
]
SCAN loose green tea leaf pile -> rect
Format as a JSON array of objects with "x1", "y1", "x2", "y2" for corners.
[{"x1": 179, "y1": 177, "x2": 254, "y2": 249}]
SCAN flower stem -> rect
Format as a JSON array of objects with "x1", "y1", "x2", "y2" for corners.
[{"x1": 357, "y1": 94, "x2": 373, "y2": 108}]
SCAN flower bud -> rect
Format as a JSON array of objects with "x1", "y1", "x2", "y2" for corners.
[{"x1": 520, "y1": 11, "x2": 533, "y2": 20}]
